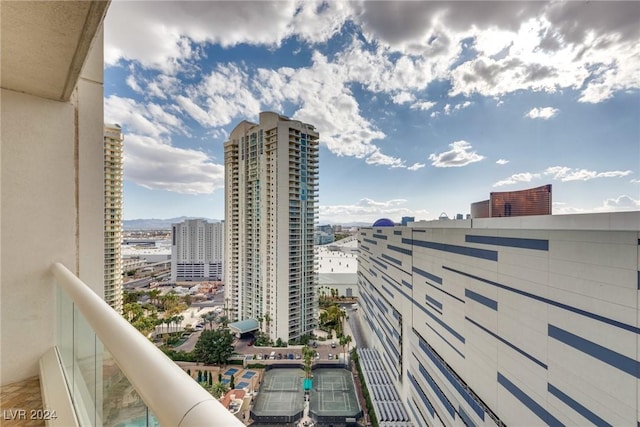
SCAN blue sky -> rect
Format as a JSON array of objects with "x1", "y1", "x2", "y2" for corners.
[{"x1": 104, "y1": 1, "x2": 640, "y2": 224}]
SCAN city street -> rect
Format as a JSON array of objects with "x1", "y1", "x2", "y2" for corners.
[{"x1": 346, "y1": 306, "x2": 369, "y2": 348}]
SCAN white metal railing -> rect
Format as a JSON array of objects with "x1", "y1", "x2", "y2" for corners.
[{"x1": 52, "y1": 262, "x2": 243, "y2": 427}]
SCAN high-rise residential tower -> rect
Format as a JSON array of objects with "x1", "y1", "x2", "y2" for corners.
[
  {"x1": 224, "y1": 112, "x2": 319, "y2": 341},
  {"x1": 104, "y1": 123, "x2": 124, "y2": 313},
  {"x1": 171, "y1": 219, "x2": 224, "y2": 282}
]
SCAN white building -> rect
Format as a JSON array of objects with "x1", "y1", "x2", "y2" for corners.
[
  {"x1": 357, "y1": 212, "x2": 640, "y2": 426},
  {"x1": 171, "y1": 219, "x2": 224, "y2": 282},
  {"x1": 317, "y1": 237, "x2": 358, "y2": 299},
  {"x1": 224, "y1": 112, "x2": 319, "y2": 341},
  {"x1": 104, "y1": 123, "x2": 124, "y2": 313}
]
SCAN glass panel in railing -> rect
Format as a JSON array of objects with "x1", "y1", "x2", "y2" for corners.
[
  {"x1": 147, "y1": 410, "x2": 160, "y2": 427},
  {"x1": 56, "y1": 283, "x2": 75, "y2": 391},
  {"x1": 73, "y1": 304, "x2": 99, "y2": 426},
  {"x1": 102, "y1": 348, "x2": 151, "y2": 427}
]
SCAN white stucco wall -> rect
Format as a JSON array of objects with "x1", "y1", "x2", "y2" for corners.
[{"x1": 0, "y1": 25, "x2": 105, "y2": 386}]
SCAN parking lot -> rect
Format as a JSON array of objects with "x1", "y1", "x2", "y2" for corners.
[{"x1": 173, "y1": 304, "x2": 361, "y2": 364}]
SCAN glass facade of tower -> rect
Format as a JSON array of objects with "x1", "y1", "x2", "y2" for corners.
[{"x1": 471, "y1": 185, "x2": 552, "y2": 218}]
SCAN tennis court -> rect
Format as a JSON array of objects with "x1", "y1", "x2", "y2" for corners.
[
  {"x1": 309, "y1": 369, "x2": 361, "y2": 422},
  {"x1": 251, "y1": 368, "x2": 305, "y2": 423}
]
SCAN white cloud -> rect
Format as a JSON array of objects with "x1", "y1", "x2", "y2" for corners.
[
  {"x1": 525, "y1": 107, "x2": 559, "y2": 120},
  {"x1": 407, "y1": 162, "x2": 426, "y2": 171},
  {"x1": 544, "y1": 166, "x2": 632, "y2": 181},
  {"x1": 126, "y1": 74, "x2": 143, "y2": 93},
  {"x1": 102, "y1": 1, "x2": 640, "y2": 192},
  {"x1": 104, "y1": 1, "x2": 353, "y2": 72},
  {"x1": 551, "y1": 203, "x2": 590, "y2": 215},
  {"x1": 442, "y1": 101, "x2": 472, "y2": 115},
  {"x1": 445, "y1": 2, "x2": 640, "y2": 103},
  {"x1": 429, "y1": 141, "x2": 485, "y2": 168},
  {"x1": 553, "y1": 195, "x2": 640, "y2": 215},
  {"x1": 391, "y1": 91, "x2": 415, "y2": 105},
  {"x1": 454, "y1": 101, "x2": 472, "y2": 112},
  {"x1": 104, "y1": 95, "x2": 182, "y2": 138},
  {"x1": 631, "y1": 179, "x2": 640, "y2": 184},
  {"x1": 104, "y1": 95, "x2": 223, "y2": 195},
  {"x1": 494, "y1": 172, "x2": 541, "y2": 187},
  {"x1": 289, "y1": 1, "x2": 354, "y2": 45},
  {"x1": 124, "y1": 134, "x2": 224, "y2": 195},
  {"x1": 106, "y1": 1, "x2": 640, "y2": 105},
  {"x1": 600, "y1": 195, "x2": 640, "y2": 211},
  {"x1": 319, "y1": 198, "x2": 430, "y2": 224},
  {"x1": 365, "y1": 150, "x2": 405, "y2": 168},
  {"x1": 410, "y1": 101, "x2": 436, "y2": 111},
  {"x1": 255, "y1": 52, "x2": 387, "y2": 159},
  {"x1": 496, "y1": 159, "x2": 510, "y2": 165},
  {"x1": 494, "y1": 166, "x2": 633, "y2": 187}
]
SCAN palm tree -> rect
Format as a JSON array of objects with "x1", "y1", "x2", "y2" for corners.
[
  {"x1": 302, "y1": 345, "x2": 315, "y2": 379},
  {"x1": 210, "y1": 382, "x2": 229, "y2": 399},
  {"x1": 201, "y1": 312, "x2": 217, "y2": 329},
  {"x1": 339, "y1": 335, "x2": 352, "y2": 363},
  {"x1": 264, "y1": 313, "x2": 272, "y2": 333},
  {"x1": 319, "y1": 311, "x2": 329, "y2": 326},
  {"x1": 147, "y1": 289, "x2": 161, "y2": 306}
]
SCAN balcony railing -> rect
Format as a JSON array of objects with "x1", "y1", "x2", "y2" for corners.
[{"x1": 51, "y1": 263, "x2": 243, "y2": 427}]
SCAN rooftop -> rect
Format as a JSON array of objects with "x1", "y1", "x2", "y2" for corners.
[{"x1": 409, "y1": 211, "x2": 640, "y2": 231}]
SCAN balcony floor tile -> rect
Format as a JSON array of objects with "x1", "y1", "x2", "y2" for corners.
[{"x1": 0, "y1": 376, "x2": 45, "y2": 426}]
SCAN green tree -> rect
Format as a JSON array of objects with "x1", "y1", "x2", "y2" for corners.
[
  {"x1": 123, "y1": 290, "x2": 141, "y2": 305},
  {"x1": 173, "y1": 315, "x2": 184, "y2": 333},
  {"x1": 123, "y1": 302, "x2": 144, "y2": 322},
  {"x1": 229, "y1": 375, "x2": 235, "y2": 390},
  {"x1": 210, "y1": 382, "x2": 229, "y2": 399},
  {"x1": 132, "y1": 316, "x2": 156, "y2": 336},
  {"x1": 302, "y1": 345, "x2": 315, "y2": 379},
  {"x1": 201, "y1": 311, "x2": 218, "y2": 329},
  {"x1": 193, "y1": 329, "x2": 235, "y2": 365},
  {"x1": 147, "y1": 289, "x2": 162, "y2": 306},
  {"x1": 218, "y1": 315, "x2": 229, "y2": 327}
]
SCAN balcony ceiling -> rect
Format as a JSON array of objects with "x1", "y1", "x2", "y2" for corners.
[{"x1": 1, "y1": 1, "x2": 109, "y2": 101}]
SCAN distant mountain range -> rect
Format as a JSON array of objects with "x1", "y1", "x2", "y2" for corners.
[
  {"x1": 123, "y1": 217, "x2": 220, "y2": 230},
  {"x1": 123, "y1": 217, "x2": 370, "y2": 230},
  {"x1": 333, "y1": 222, "x2": 371, "y2": 228}
]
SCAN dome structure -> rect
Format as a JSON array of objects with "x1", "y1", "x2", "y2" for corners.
[{"x1": 372, "y1": 218, "x2": 395, "y2": 227}]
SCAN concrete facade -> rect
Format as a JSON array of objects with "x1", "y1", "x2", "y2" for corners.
[
  {"x1": 224, "y1": 112, "x2": 319, "y2": 341},
  {"x1": 358, "y1": 212, "x2": 640, "y2": 426},
  {"x1": 171, "y1": 219, "x2": 224, "y2": 282}
]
